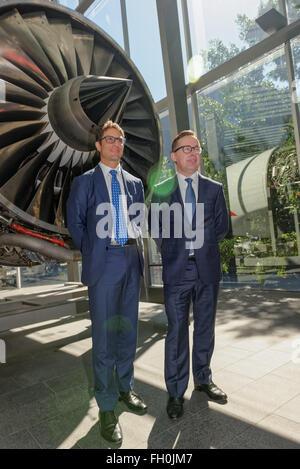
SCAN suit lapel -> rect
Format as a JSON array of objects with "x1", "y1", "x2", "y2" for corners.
[
  {"x1": 94, "y1": 164, "x2": 110, "y2": 202},
  {"x1": 170, "y1": 175, "x2": 183, "y2": 206},
  {"x1": 197, "y1": 174, "x2": 204, "y2": 203}
]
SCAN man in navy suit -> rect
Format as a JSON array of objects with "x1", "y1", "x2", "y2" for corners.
[
  {"x1": 149, "y1": 130, "x2": 229, "y2": 419},
  {"x1": 67, "y1": 120, "x2": 147, "y2": 444}
]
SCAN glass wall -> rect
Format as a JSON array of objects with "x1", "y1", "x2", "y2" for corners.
[
  {"x1": 0, "y1": 264, "x2": 68, "y2": 291},
  {"x1": 56, "y1": 0, "x2": 79, "y2": 9},
  {"x1": 0, "y1": 266, "x2": 17, "y2": 290},
  {"x1": 148, "y1": 108, "x2": 173, "y2": 287},
  {"x1": 126, "y1": 0, "x2": 166, "y2": 102},
  {"x1": 20, "y1": 264, "x2": 68, "y2": 287},
  {"x1": 85, "y1": 0, "x2": 124, "y2": 49},
  {"x1": 291, "y1": 36, "x2": 300, "y2": 111},
  {"x1": 287, "y1": 0, "x2": 300, "y2": 22},
  {"x1": 182, "y1": 0, "x2": 279, "y2": 82},
  {"x1": 196, "y1": 43, "x2": 300, "y2": 290}
]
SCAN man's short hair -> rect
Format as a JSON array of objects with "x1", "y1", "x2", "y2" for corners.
[
  {"x1": 96, "y1": 120, "x2": 125, "y2": 141},
  {"x1": 171, "y1": 130, "x2": 199, "y2": 152}
]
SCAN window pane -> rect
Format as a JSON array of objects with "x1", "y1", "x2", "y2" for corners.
[
  {"x1": 185, "y1": 0, "x2": 280, "y2": 79},
  {"x1": 21, "y1": 264, "x2": 68, "y2": 287},
  {"x1": 148, "y1": 239, "x2": 162, "y2": 287},
  {"x1": 86, "y1": 0, "x2": 124, "y2": 49},
  {"x1": 287, "y1": 0, "x2": 300, "y2": 22},
  {"x1": 197, "y1": 45, "x2": 300, "y2": 290},
  {"x1": 56, "y1": 0, "x2": 79, "y2": 9},
  {"x1": 291, "y1": 36, "x2": 300, "y2": 112},
  {"x1": 126, "y1": 0, "x2": 166, "y2": 102},
  {"x1": 0, "y1": 266, "x2": 17, "y2": 290}
]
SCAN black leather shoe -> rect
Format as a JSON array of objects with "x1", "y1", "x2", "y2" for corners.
[
  {"x1": 167, "y1": 396, "x2": 184, "y2": 420},
  {"x1": 119, "y1": 391, "x2": 148, "y2": 414},
  {"x1": 100, "y1": 410, "x2": 122, "y2": 444},
  {"x1": 194, "y1": 381, "x2": 227, "y2": 402}
]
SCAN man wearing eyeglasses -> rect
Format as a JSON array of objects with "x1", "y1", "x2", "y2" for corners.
[
  {"x1": 67, "y1": 120, "x2": 147, "y2": 445},
  {"x1": 149, "y1": 130, "x2": 229, "y2": 420}
]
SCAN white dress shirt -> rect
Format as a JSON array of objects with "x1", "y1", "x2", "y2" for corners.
[
  {"x1": 99, "y1": 161, "x2": 134, "y2": 240},
  {"x1": 176, "y1": 170, "x2": 199, "y2": 203}
]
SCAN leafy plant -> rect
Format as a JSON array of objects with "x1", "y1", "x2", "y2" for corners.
[{"x1": 219, "y1": 238, "x2": 235, "y2": 273}]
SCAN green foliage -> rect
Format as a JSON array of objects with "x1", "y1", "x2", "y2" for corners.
[
  {"x1": 268, "y1": 123, "x2": 300, "y2": 233},
  {"x1": 157, "y1": 156, "x2": 175, "y2": 183},
  {"x1": 219, "y1": 238, "x2": 235, "y2": 273},
  {"x1": 277, "y1": 266, "x2": 287, "y2": 278},
  {"x1": 204, "y1": 39, "x2": 242, "y2": 71}
]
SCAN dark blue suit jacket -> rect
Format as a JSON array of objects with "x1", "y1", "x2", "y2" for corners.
[
  {"x1": 66, "y1": 164, "x2": 144, "y2": 287},
  {"x1": 149, "y1": 174, "x2": 229, "y2": 285}
]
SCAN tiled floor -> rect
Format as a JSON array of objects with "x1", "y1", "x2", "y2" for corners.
[{"x1": 0, "y1": 287, "x2": 300, "y2": 449}]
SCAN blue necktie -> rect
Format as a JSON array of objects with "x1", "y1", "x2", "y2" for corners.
[
  {"x1": 110, "y1": 170, "x2": 128, "y2": 245},
  {"x1": 185, "y1": 178, "x2": 196, "y2": 254},
  {"x1": 185, "y1": 178, "x2": 196, "y2": 223}
]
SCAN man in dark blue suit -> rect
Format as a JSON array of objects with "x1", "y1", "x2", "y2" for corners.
[
  {"x1": 67, "y1": 120, "x2": 147, "y2": 444},
  {"x1": 149, "y1": 130, "x2": 229, "y2": 419}
]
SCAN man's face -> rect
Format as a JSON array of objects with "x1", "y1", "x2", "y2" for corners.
[
  {"x1": 95, "y1": 128, "x2": 125, "y2": 168},
  {"x1": 171, "y1": 135, "x2": 201, "y2": 177}
]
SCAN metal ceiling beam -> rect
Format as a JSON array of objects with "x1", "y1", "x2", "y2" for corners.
[
  {"x1": 76, "y1": 0, "x2": 95, "y2": 15},
  {"x1": 120, "y1": 0, "x2": 130, "y2": 56},
  {"x1": 181, "y1": 0, "x2": 204, "y2": 173}
]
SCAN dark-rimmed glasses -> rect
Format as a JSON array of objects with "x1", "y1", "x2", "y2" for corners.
[
  {"x1": 99, "y1": 135, "x2": 126, "y2": 145},
  {"x1": 173, "y1": 145, "x2": 201, "y2": 154}
]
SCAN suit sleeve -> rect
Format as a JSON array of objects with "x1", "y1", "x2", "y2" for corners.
[
  {"x1": 136, "y1": 180, "x2": 145, "y2": 231},
  {"x1": 214, "y1": 184, "x2": 229, "y2": 243},
  {"x1": 66, "y1": 176, "x2": 89, "y2": 251},
  {"x1": 148, "y1": 191, "x2": 162, "y2": 250}
]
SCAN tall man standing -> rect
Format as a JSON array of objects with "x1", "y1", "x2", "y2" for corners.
[
  {"x1": 67, "y1": 120, "x2": 147, "y2": 444},
  {"x1": 149, "y1": 130, "x2": 229, "y2": 419}
]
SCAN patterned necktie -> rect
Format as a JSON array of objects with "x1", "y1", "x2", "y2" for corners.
[
  {"x1": 185, "y1": 178, "x2": 196, "y2": 254},
  {"x1": 110, "y1": 169, "x2": 128, "y2": 245}
]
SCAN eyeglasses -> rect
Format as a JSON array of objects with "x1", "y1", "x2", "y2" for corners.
[
  {"x1": 174, "y1": 145, "x2": 201, "y2": 154},
  {"x1": 99, "y1": 135, "x2": 126, "y2": 145}
]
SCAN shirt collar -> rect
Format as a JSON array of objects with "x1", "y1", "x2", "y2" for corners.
[
  {"x1": 177, "y1": 171, "x2": 199, "y2": 184},
  {"x1": 99, "y1": 161, "x2": 122, "y2": 176}
]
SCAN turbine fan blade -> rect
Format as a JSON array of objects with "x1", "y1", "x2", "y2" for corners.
[{"x1": 0, "y1": 0, "x2": 161, "y2": 258}]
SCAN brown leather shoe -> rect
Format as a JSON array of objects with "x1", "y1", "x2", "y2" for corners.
[
  {"x1": 167, "y1": 396, "x2": 184, "y2": 420},
  {"x1": 194, "y1": 381, "x2": 227, "y2": 403},
  {"x1": 100, "y1": 410, "x2": 122, "y2": 444},
  {"x1": 119, "y1": 391, "x2": 148, "y2": 414}
]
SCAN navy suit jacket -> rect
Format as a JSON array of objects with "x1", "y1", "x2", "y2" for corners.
[
  {"x1": 66, "y1": 164, "x2": 144, "y2": 287},
  {"x1": 148, "y1": 174, "x2": 229, "y2": 285}
]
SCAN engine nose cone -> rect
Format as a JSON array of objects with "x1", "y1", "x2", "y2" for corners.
[{"x1": 48, "y1": 76, "x2": 132, "y2": 151}]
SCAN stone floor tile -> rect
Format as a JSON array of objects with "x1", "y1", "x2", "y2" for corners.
[
  {"x1": 274, "y1": 394, "x2": 300, "y2": 423},
  {"x1": 0, "y1": 430, "x2": 41, "y2": 449}
]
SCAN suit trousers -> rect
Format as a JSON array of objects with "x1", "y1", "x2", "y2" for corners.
[
  {"x1": 88, "y1": 244, "x2": 141, "y2": 411},
  {"x1": 164, "y1": 258, "x2": 219, "y2": 398}
]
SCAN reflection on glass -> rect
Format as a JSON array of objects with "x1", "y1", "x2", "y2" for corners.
[
  {"x1": 185, "y1": 0, "x2": 279, "y2": 77},
  {"x1": 287, "y1": 0, "x2": 300, "y2": 22},
  {"x1": 0, "y1": 266, "x2": 17, "y2": 289},
  {"x1": 86, "y1": 0, "x2": 124, "y2": 48},
  {"x1": 148, "y1": 239, "x2": 162, "y2": 287},
  {"x1": 197, "y1": 45, "x2": 300, "y2": 290},
  {"x1": 291, "y1": 37, "x2": 300, "y2": 106},
  {"x1": 20, "y1": 264, "x2": 68, "y2": 287}
]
